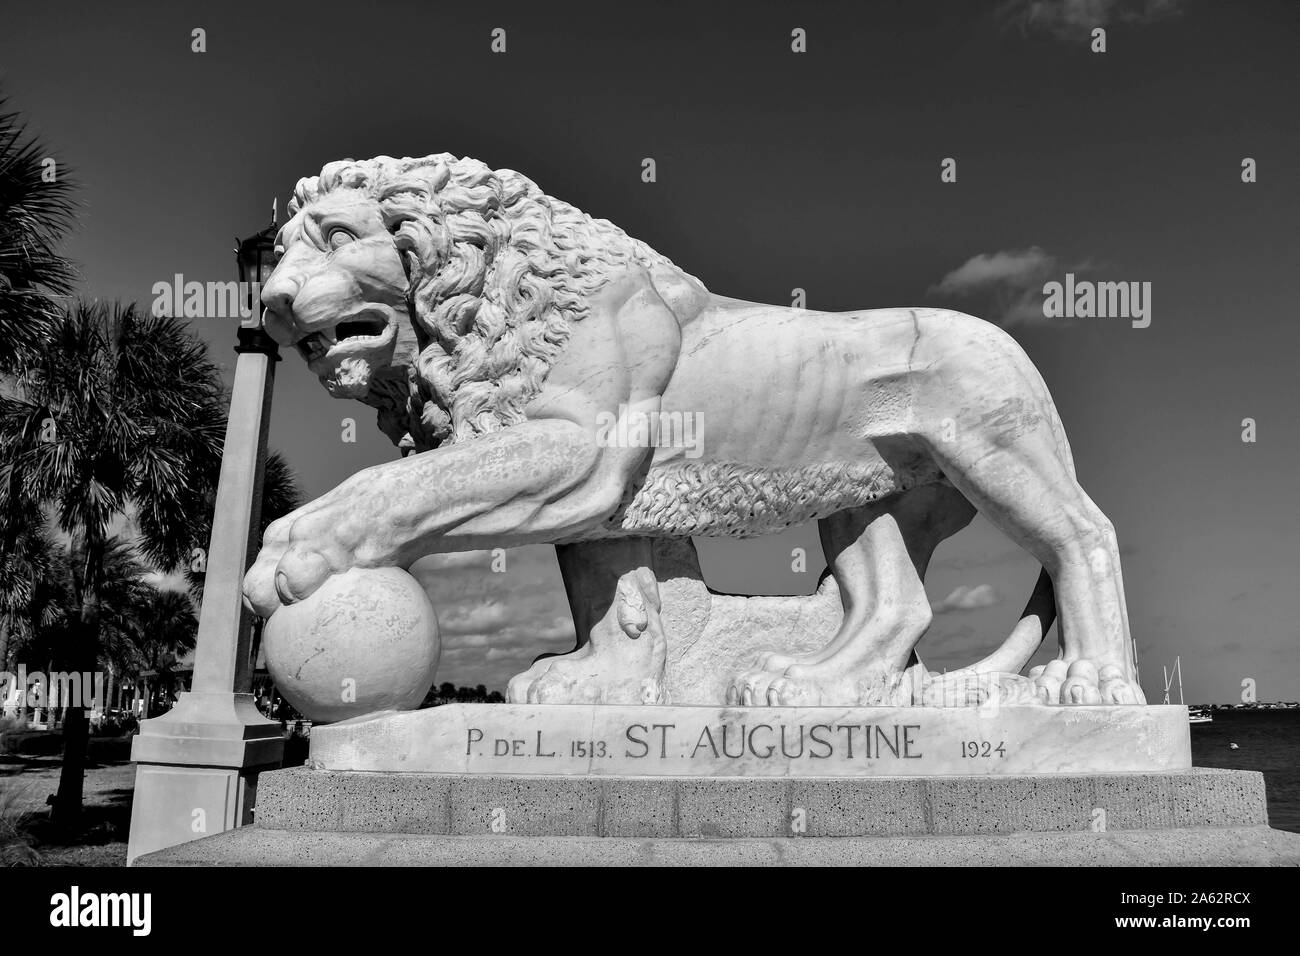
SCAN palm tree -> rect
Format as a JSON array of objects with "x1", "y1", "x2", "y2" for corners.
[
  {"x1": 76, "y1": 535, "x2": 158, "y2": 715},
  {"x1": 121, "y1": 589, "x2": 198, "y2": 716},
  {"x1": 0, "y1": 95, "x2": 76, "y2": 374},
  {"x1": 0, "y1": 300, "x2": 226, "y2": 827},
  {"x1": 4, "y1": 533, "x2": 156, "y2": 723},
  {"x1": 0, "y1": 93, "x2": 76, "y2": 714},
  {"x1": 0, "y1": 518, "x2": 60, "y2": 717}
]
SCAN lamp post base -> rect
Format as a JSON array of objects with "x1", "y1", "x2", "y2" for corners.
[{"x1": 126, "y1": 691, "x2": 284, "y2": 864}]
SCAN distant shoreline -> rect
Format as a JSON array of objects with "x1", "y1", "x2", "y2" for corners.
[{"x1": 1193, "y1": 703, "x2": 1300, "y2": 711}]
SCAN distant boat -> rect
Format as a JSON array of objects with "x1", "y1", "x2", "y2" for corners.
[{"x1": 1163, "y1": 656, "x2": 1213, "y2": 725}]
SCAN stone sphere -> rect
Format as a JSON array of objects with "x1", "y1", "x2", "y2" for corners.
[{"x1": 263, "y1": 567, "x2": 440, "y2": 723}]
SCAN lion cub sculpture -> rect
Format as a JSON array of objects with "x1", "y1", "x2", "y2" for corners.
[{"x1": 242, "y1": 153, "x2": 1144, "y2": 709}]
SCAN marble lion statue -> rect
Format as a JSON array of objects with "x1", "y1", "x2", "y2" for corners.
[{"x1": 242, "y1": 153, "x2": 1144, "y2": 708}]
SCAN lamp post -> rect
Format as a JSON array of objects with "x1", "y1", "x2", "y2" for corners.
[
  {"x1": 187, "y1": 216, "x2": 281, "y2": 696},
  {"x1": 127, "y1": 206, "x2": 287, "y2": 863}
]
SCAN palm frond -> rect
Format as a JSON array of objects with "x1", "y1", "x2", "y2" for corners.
[{"x1": 0, "y1": 96, "x2": 79, "y2": 372}]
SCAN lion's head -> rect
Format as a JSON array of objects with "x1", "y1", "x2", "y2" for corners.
[{"x1": 261, "y1": 153, "x2": 706, "y2": 451}]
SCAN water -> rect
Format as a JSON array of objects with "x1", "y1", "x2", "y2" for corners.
[{"x1": 1190, "y1": 710, "x2": 1300, "y2": 833}]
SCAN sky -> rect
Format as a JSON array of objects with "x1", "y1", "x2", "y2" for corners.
[{"x1": 2, "y1": 0, "x2": 1297, "y2": 701}]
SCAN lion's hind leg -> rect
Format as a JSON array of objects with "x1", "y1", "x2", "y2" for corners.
[
  {"x1": 918, "y1": 413, "x2": 1143, "y2": 706},
  {"x1": 730, "y1": 484, "x2": 973, "y2": 707}
]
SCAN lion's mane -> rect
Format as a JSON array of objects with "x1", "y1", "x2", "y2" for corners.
[{"x1": 288, "y1": 154, "x2": 704, "y2": 450}]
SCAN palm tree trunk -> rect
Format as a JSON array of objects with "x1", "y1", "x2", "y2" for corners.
[
  {"x1": 44, "y1": 656, "x2": 54, "y2": 726},
  {"x1": 47, "y1": 657, "x2": 60, "y2": 727},
  {"x1": 51, "y1": 533, "x2": 104, "y2": 830},
  {"x1": 0, "y1": 625, "x2": 11, "y2": 717},
  {"x1": 0, "y1": 624, "x2": 9, "y2": 707},
  {"x1": 14, "y1": 645, "x2": 28, "y2": 725}
]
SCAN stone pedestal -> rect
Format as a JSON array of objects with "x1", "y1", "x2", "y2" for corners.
[
  {"x1": 253, "y1": 764, "x2": 1262, "y2": 837},
  {"x1": 126, "y1": 692, "x2": 283, "y2": 863},
  {"x1": 130, "y1": 704, "x2": 1300, "y2": 866},
  {"x1": 133, "y1": 765, "x2": 1300, "y2": 866},
  {"x1": 308, "y1": 703, "x2": 1192, "y2": 776}
]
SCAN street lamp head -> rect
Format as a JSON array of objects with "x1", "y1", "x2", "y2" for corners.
[
  {"x1": 235, "y1": 201, "x2": 282, "y2": 323},
  {"x1": 234, "y1": 202, "x2": 284, "y2": 355},
  {"x1": 235, "y1": 229, "x2": 278, "y2": 293}
]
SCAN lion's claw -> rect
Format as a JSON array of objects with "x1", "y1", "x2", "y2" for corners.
[
  {"x1": 730, "y1": 659, "x2": 911, "y2": 707},
  {"x1": 243, "y1": 503, "x2": 361, "y2": 619}
]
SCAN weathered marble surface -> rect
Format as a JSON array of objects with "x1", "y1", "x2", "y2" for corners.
[
  {"x1": 262, "y1": 567, "x2": 440, "y2": 722},
  {"x1": 309, "y1": 703, "x2": 1191, "y2": 776},
  {"x1": 243, "y1": 152, "x2": 1144, "y2": 711},
  {"x1": 254, "y1": 765, "x2": 1268, "y2": 837},
  {"x1": 500, "y1": 537, "x2": 843, "y2": 706},
  {"x1": 663, "y1": 571, "x2": 841, "y2": 705}
]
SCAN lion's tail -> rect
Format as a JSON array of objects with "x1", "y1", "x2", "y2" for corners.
[{"x1": 966, "y1": 568, "x2": 1058, "y2": 675}]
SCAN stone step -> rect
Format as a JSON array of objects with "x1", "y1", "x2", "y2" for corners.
[
  {"x1": 254, "y1": 766, "x2": 1268, "y2": 839},
  {"x1": 136, "y1": 824, "x2": 1300, "y2": 867}
]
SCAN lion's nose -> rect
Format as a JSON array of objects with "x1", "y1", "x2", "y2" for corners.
[
  {"x1": 260, "y1": 274, "x2": 303, "y2": 345},
  {"x1": 261, "y1": 274, "x2": 299, "y2": 317},
  {"x1": 259, "y1": 276, "x2": 302, "y2": 345}
]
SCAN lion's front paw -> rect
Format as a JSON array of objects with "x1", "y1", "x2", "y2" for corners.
[{"x1": 243, "y1": 503, "x2": 366, "y2": 618}]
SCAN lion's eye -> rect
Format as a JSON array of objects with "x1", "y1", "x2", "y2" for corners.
[{"x1": 327, "y1": 227, "x2": 356, "y2": 250}]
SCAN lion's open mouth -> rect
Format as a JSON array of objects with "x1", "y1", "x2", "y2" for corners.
[
  {"x1": 335, "y1": 316, "x2": 388, "y2": 342},
  {"x1": 296, "y1": 309, "x2": 395, "y2": 367}
]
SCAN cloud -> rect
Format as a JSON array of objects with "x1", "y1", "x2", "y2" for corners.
[
  {"x1": 928, "y1": 246, "x2": 1059, "y2": 328},
  {"x1": 931, "y1": 583, "x2": 1002, "y2": 614},
  {"x1": 996, "y1": 0, "x2": 1185, "y2": 38},
  {"x1": 928, "y1": 246, "x2": 1103, "y2": 328},
  {"x1": 930, "y1": 247, "x2": 1054, "y2": 295},
  {"x1": 409, "y1": 545, "x2": 576, "y2": 692}
]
